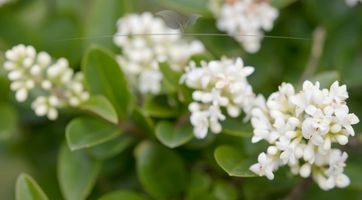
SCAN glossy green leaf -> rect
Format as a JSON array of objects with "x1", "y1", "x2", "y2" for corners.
[
  {"x1": 81, "y1": 95, "x2": 118, "y2": 124},
  {"x1": 15, "y1": 173, "x2": 48, "y2": 200},
  {"x1": 58, "y1": 145, "x2": 101, "y2": 200},
  {"x1": 82, "y1": 46, "x2": 132, "y2": 120},
  {"x1": 87, "y1": 135, "x2": 136, "y2": 160},
  {"x1": 186, "y1": 170, "x2": 212, "y2": 200},
  {"x1": 0, "y1": 103, "x2": 17, "y2": 140},
  {"x1": 214, "y1": 145, "x2": 256, "y2": 177},
  {"x1": 130, "y1": 107, "x2": 155, "y2": 137},
  {"x1": 135, "y1": 141, "x2": 187, "y2": 199},
  {"x1": 99, "y1": 190, "x2": 147, "y2": 200},
  {"x1": 155, "y1": 120, "x2": 193, "y2": 148},
  {"x1": 66, "y1": 117, "x2": 120, "y2": 151}
]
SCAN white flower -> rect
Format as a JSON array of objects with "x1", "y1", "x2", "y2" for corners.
[
  {"x1": 182, "y1": 57, "x2": 257, "y2": 138},
  {"x1": 114, "y1": 12, "x2": 204, "y2": 94},
  {"x1": 213, "y1": 0, "x2": 278, "y2": 53},
  {"x1": 3, "y1": 44, "x2": 89, "y2": 120},
  {"x1": 249, "y1": 80, "x2": 359, "y2": 190},
  {"x1": 346, "y1": 0, "x2": 362, "y2": 6}
]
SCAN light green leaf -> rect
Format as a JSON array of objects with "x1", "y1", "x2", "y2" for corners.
[
  {"x1": 87, "y1": 135, "x2": 135, "y2": 160},
  {"x1": 82, "y1": 46, "x2": 132, "y2": 120},
  {"x1": 99, "y1": 190, "x2": 147, "y2": 200},
  {"x1": 58, "y1": 145, "x2": 101, "y2": 200},
  {"x1": 0, "y1": 103, "x2": 17, "y2": 140},
  {"x1": 66, "y1": 117, "x2": 120, "y2": 151},
  {"x1": 155, "y1": 120, "x2": 193, "y2": 148},
  {"x1": 81, "y1": 95, "x2": 118, "y2": 124},
  {"x1": 135, "y1": 141, "x2": 187, "y2": 199},
  {"x1": 15, "y1": 173, "x2": 48, "y2": 200},
  {"x1": 214, "y1": 145, "x2": 256, "y2": 177}
]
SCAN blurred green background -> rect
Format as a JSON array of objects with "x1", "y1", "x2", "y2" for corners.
[{"x1": 0, "y1": 0, "x2": 362, "y2": 199}]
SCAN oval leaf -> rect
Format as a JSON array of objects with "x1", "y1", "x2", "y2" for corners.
[
  {"x1": 99, "y1": 190, "x2": 147, "y2": 200},
  {"x1": 82, "y1": 46, "x2": 132, "y2": 119},
  {"x1": 214, "y1": 145, "x2": 256, "y2": 177},
  {"x1": 58, "y1": 145, "x2": 101, "y2": 200},
  {"x1": 15, "y1": 173, "x2": 48, "y2": 200},
  {"x1": 87, "y1": 135, "x2": 135, "y2": 160},
  {"x1": 81, "y1": 95, "x2": 118, "y2": 124},
  {"x1": 155, "y1": 121, "x2": 193, "y2": 148},
  {"x1": 66, "y1": 117, "x2": 121, "y2": 151},
  {"x1": 135, "y1": 141, "x2": 187, "y2": 199}
]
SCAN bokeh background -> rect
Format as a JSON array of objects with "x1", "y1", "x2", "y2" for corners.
[{"x1": 0, "y1": 0, "x2": 362, "y2": 199}]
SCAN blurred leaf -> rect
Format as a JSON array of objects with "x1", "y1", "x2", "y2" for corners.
[
  {"x1": 345, "y1": 163, "x2": 362, "y2": 190},
  {"x1": 15, "y1": 173, "x2": 48, "y2": 200},
  {"x1": 58, "y1": 145, "x2": 101, "y2": 200},
  {"x1": 155, "y1": 120, "x2": 193, "y2": 148},
  {"x1": 87, "y1": 135, "x2": 136, "y2": 160},
  {"x1": 212, "y1": 180, "x2": 238, "y2": 200},
  {"x1": 155, "y1": 0, "x2": 212, "y2": 17},
  {"x1": 310, "y1": 70, "x2": 340, "y2": 88},
  {"x1": 0, "y1": 103, "x2": 17, "y2": 140},
  {"x1": 82, "y1": 46, "x2": 132, "y2": 120},
  {"x1": 81, "y1": 95, "x2": 118, "y2": 124},
  {"x1": 99, "y1": 190, "x2": 147, "y2": 200},
  {"x1": 143, "y1": 95, "x2": 180, "y2": 118},
  {"x1": 271, "y1": 0, "x2": 297, "y2": 9},
  {"x1": 130, "y1": 107, "x2": 155, "y2": 137},
  {"x1": 221, "y1": 117, "x2": 252, "y2": 138},
  {"x1": 135, "y1": 141, "x2": 187, "y2": 199},
  {"x1": 159, "y1": 62, "x2": 182, "y2": 91},
  {"x1": 186, "y1": 170, "x2": 212, "y2": 200},
  {"x1": 66, "y1": 117, "x2": 120, "y2": 151},
  {"x1": 214, "y1": 145, "x2": 256, "y2": 177}
]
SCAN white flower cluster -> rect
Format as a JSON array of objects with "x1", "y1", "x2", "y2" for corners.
[
  {"x1": 249, "y1": 81, "x2": 359, "y2": 190},
  {"x1": 3, "y1": 44, "x2": 89, "y2": 120},
  {"x1": 213, "y1": 0, "x2": 278, "y2": 53},
  {"x1": 181, "y1": 57, "x2": 258, "y2": 139},
  {"x1": 346, "y1": 0, "x2": 362, "y2": 6},
  {"x1": 113, "y1": 12, "x2": 204, "y2": 94}
]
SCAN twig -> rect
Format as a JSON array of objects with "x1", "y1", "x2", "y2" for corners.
[
  {"x1": 284, "y1": 178, "x2": 312, "y2": 200},
  {"x1": 300, "y1": 27, "x2": 326, "y2": 82}
]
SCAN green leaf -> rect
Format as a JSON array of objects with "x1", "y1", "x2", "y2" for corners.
[
  {"x1": 15, "y1": 173, "x2": 48, "y2": 200},
  {"x1": 212, "y1": 180, "x2": 238, "y2": 200},
  {"x1": 99, "y1": 190, "x2": 147, "y2": 200},
  {"x1": 87, "y1": 135, "x2": 136, "y2": 160},
  {"x1": 155, "y1": 0, "x2": 212, "y2": 17},
  {"x1": 271, "y1": 0, "x2": 297, "y2": 9},
  {"x1": 81, "y1": 95, "x2": 118, "y2": 124},
  {"x1": 66, "y1": 117, "x2": 120, "y2": 151},
  {"x1": 159, "y1": 62, "x2": 182, "y2": 91},
  {"x1": 0, "y1": 103, "x2": 17, "y2": 140},
  {"x1": 130, "y1": 107, "x2": 155, "y2": 137},
  {"x1": 82, "y1": 46, "x2": 132, "y2": 120},
  {"x1": 143, "y1": 95, "x2": 180, "y2": 118},
  {"x1": 221, "y1": 117, "x2": 252, "y2": 137},
  {"x1": 58, "y1": 145, "x2": 101, "y2": 200},
  {"x1": 155, "y1": 120, "x2": 193, "y2": 148},
  {"x1": 186, "y1": 170, "x2": 212, "y2": 200},
  {"x1": 214, "y1": 145, "x2": 256, "y2": 177},
  {"x1": 135, "y1": 141, "x2": 187, "y2": 199},
  {"x1": 310, "y1": 70, "x2": 340, "y2": 88}
]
